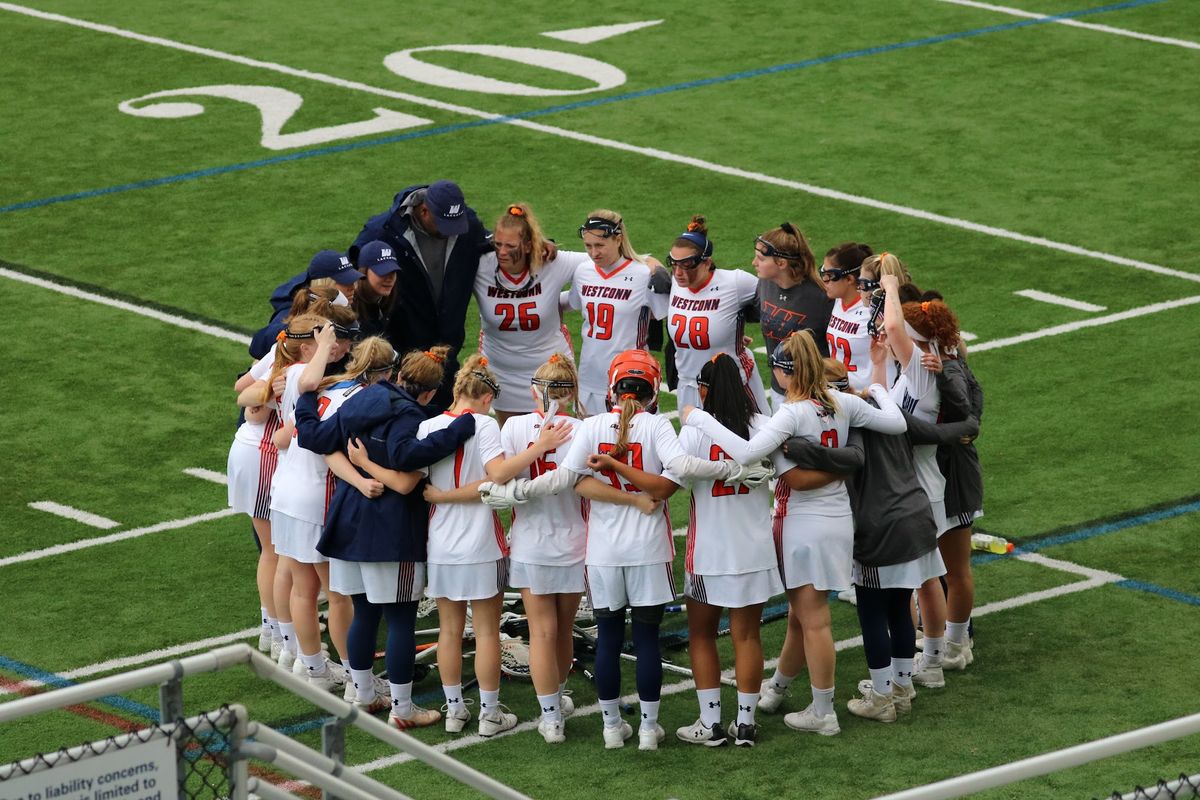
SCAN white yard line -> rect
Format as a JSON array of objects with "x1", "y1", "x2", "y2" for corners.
[
  {"x1": 1015, "y1": 289, "x2": 1106, "y2": 312},
  {"x1": 183, "y1": 467, "x2": 229, "y2": 485},
  {"x1": 0, "y1": 267, "x2": 250, "y2": 345},
  {"x1": 0, "y1": 508, "x2": 238, "y2": 568},
  {"x1": 2, "y1": 4, "x2": 1197, "y2": 285},
  {"x1": 27, "y1": 501, "x2": 120, "y2": 530},
  {"x1": 970, "y1": 294, "x2": 1200, "y2": 352},
  {"x1": 935, "y1": 0, "x2": 1200, "y2": 50}
]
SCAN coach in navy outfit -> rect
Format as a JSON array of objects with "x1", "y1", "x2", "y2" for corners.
[{"x1": 349, "y1": 180, "x2": 492, "y2": 411}]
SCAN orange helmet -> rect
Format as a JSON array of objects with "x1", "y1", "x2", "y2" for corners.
[{"x1": 606, "y1": 349, "x2": 661, "y2": 412}]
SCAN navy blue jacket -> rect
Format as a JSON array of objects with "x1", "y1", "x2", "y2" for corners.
[
  {"x1": 248, "y1": 273, "x2": 307, "y2": 359},
  {"x1": 294, "y1": 381, "x2": 475, "y2": 563},
  {"x1": 350, "y1": 185, "x2": 492, "y2": 410}
]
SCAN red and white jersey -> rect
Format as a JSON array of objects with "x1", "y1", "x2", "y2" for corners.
[
  {"x1": 668, "y1": 268, "x2": 766, "y2": 411},
  {"x1": 233, "y1": 346, "x2": 280, "y2": 449},
  {"x1": 567, "y1": 258, "x2": 669, "y2": 396},
  {"x1": 474, "y1": 251, "x2": 589, "y2": 408},
  {"x1": 271, "y1": 374, "x2": 362, "y2": 525},
  {"x1": 826, "y1": 296, "x2": 874, "y2": 391},
  {"x1": 418, "y1": 412, "x2": 507, "y2": 565},
  {"x1": 500, "y1": 412, "x2": 586, "y2": 566},
  {"x1": 560, "y1": 411, "x2": 683, "y2": 567},
  {"x1": 666, "y1": 416, "x2": 776, "y2": 576},
  {"x1": 889, "y1": 348, "x2": 944, "y2": 503}
]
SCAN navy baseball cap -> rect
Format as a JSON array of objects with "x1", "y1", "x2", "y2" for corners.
[
  {"x1": 425, "y1": 180, "x2": 469, "y2": 237},
  {"x1": 308, "y1": 250, "x2": 363, "y2": 285},
  {"x1": 357, "y1": 240, "x2": 401, "y2": 276}
]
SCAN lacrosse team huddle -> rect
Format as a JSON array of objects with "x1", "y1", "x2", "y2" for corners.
[{"x1": 226, "y1": 180, "x2": 984, "y2": 750}]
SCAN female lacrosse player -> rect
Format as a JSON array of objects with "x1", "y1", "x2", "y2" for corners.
[
  {"x1": 474, "y1": 204, "x2": 591, "y2": 426},
  {"x1": 673, "y1": 354, "x2": 782, "y2": 748},
  {"x1": 682, "y1": 330, "x2": 905, "y2": 736},
  {"x1": 480, "y1": 350, "x2": 764, "y2": 751},
  {"x1": 821, "y1": 242, "x2": 875, "y2": 391},
  {"x1": 567, "y1": 211, "x2": 670, "y2": 415},
  {"x1": 666, "y1": 216, "x2": 767, "y2": 414},
  {"x1": 292, "y1": 344, "x2": 476, "y2": 730}
]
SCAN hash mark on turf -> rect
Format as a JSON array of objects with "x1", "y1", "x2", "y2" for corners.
[{"x1": 28, "y1": 501, "x2": 120, "y2": 529}]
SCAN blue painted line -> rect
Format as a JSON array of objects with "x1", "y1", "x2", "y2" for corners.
[
  {"x1": 0, "y1": 654, "x2": 161, "y2": 722},
  {"x1": 1116, "y1": 580, "x2": 1200, "y2": 607},
  {"x1": 0, "y1": 0, "x2": 1165, "y2": 215}
]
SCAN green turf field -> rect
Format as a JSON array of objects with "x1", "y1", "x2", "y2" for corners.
[{"x1": 2, "y1": 0, "x2": 1199, "y2": 797}]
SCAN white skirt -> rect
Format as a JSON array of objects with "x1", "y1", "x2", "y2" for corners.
[
  {"x1": 931, "y1": 499, "x2": 955, "y2": 538},
  {"x1": 330, "y1": 558, "x2": 426, "y2": 604},
  {"x1": 773, "y1": 512, "x2": 854, "y2": 592},
  {"x1": 227, "y1": 439, "x2": 274, "y2": 520},
  {"x1": 585, "y1": 562, "x2": 676, "y2": 610},
  {"x1": 684, "y1": 568, "x2": 783, "y2": 608},
  {"x1": 427, "y1": 560, "x2": 509, "y2": 601},
  {"x1": 853, "y1": 549, "x2": 946, "y2": 590},
  {"x1": 510, "y1": 559, "x2": 585, "y2": 595},
  {"x1": 271, "y1": 511, "x2": 326, "y2": 564}
]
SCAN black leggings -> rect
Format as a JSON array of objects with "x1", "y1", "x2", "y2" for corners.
[
  {"x1": 347, "y1": 594, "x2": 418, "y2": 683},
  {"x1": 854, "y1": 585, "x2": 915, "y2": 670},
  {"x1": 593, "y1": 607, "x2": 665, "y2": 702}
]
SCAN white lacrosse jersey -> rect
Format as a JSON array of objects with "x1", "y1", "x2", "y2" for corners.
[
  {"x1": 826, "y1": 296, "x2": 874, "y2": 391},
  {"x1": 233, "y1": 346, "x2": 279, "y2": 449},
  {"x1": 668, "y1": 268, "x2": 766, "y2": 410},
  {"x1": 889, "y1": 348, "x2": 945, "y2": 504},
  {"x1": 474, "y1": 250, "x2": 588, "y2": 384},
  {"x1": 561, "y1": 411, "x2": 683, "y2": 567},
  {"x1": 567, "y1": 258, "x2": 669, "y2": 397},
  {"x1": 500, "y1": 412, "x2": 586, "y2": 566},
  {"x1": 418, "y1": 412, "x2": 508, "y2": 564},
  {"x1": 666, "y1": 416, "x2": 776, "y2": 576},
  {"x1": 271, "y1": 375, "x2": 362, "y2": 525}
]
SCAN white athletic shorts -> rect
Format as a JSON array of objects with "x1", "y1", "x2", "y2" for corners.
[
  {"x1": 271, "y1": 511, "x2": 326, "y2": 564},
  {"x1": 853, "y1": 549, "x2": 946, "y2": 591},
  {"x1": 585, "y1": 562, "x2": 676, "y2": 611},
  {"x1": 931, "y1": 499, "x2": 955, "y2": 538},
  {"x1": 774, "y1": 512, "x2": 853, "y2": 592},
  {"x1": 509, "y1": 559, "x2": 586, "y2": 595},
  {"x1": 426, "y1": 559, "x2": 509, "y2": 601},
  {"x1": 684, "y1": 568, "x2": 783, "y2": 609},
  {"x1": 578, "y1": 391, "x2": 609, "y2": 418},
  {"x1": 329, "y1": 558, "x2": 426, "y2": 604},
  {"x1": 227, "y1": 438, "x2": 272, "y2": 520}
]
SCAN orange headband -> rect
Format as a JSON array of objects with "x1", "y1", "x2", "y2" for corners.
[
  {"x1": 424, "y1": 350, "x2": 445, "y2": 363},
  {"x1": 507, "y1": 205, "x2": 525, "y2": 217},
  {"x1": 276, "y1": 330, "x2": 287, "y2": 344},
  {"x1": 548, "y1": 353, "x2": 561, "y2": 364}
]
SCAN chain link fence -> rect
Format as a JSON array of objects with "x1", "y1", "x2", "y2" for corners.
[{"x1": 1097, "y1": 772, "x2": 1200, "y2": 800}]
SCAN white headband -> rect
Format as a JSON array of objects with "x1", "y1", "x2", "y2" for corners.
[
  {"x1": 332, "y1": 292, "x2": 350, "y2": 307},
  {"x1": 904, "y1": 321, "x2": 929, "y2": 342}
]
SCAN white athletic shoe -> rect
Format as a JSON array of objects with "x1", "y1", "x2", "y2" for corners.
[
  {"x1": 835, "y1": 589, "x2": 858, "y2": 606},
  {"x1": 912, "y1": 654, "x2": 946, "y2": 688},
  {"x1": 676, "y1": 718, "x2": 728, "y2": 747},
  {"x1": 306, "y1": 661, "x2": 348, "y2": 693},
  {"x1": 342, "y1": 679, "x2": 357, "y2": 703},
  {"x1": 847, "y1": 686, "x2": 896, "y2": 723},
  {"x1": 538, "y1": 718, "x2": 566, "y2": 744},
  {"x1": 354, "y1": 691, "x2": 391, "y2": 715},
  {"x1": 291, "y1": 657, "x2": 306, "y2": 676},
  {"x1": 258, "y1": 630, "x2": 272, "y2": 653},
  {"x1": 389, "y1": 704, "x2": 441, "y2": 730},
  {"x1": 757, "y1": 680, "x2": 788, "y2": 714},
  {"x1": 783, "y1": 705, "x2": 840, "y2": 736},
  {"x1": 856, "y1": 679, "x2": 917, "y2": 715},
  {"x1": 277, "y1": 648, "x2": 296, "y2": 672},
  {"x1": 443, "y1": 700, "x2": 474, "y2": 734},
  {"x1": 560, "y1": 690, "x2": 575, "y2": 718},
  {"x1": 269, "y1": 640, "x2": 284, "y2": 661},
  {"x1": 637, "y1": 724, "x2": 665, "y2": 751},
  {"x1": 603, "y1": 721, "x2": 633, "y2": 749},
  {"x1": 478, "y1": 705, "x2": 518, "y2": 737},
  {"x1": 946, "y1": 639, "x2": 973, "y2": 669}
]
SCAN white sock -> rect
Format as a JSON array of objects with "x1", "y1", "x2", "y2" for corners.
[
  {"x1": 442, "y1": 684, "x2": 465, "y2": 713},
  {"x1": 868, "y1": 666, "x2": 893, "y2": 697},
  {"x1": 268, "y1": 618, "x2": 282, "y2": 643},
  {"x1": 300, "y1": 651, "x2": 326, "y2": 676},
  {"x1": 946, "y1": 620, "x2": 970, "y2": 645},
  {"x1": 769, "y1": 669, "x2": 796, "y2": 693},
  {"x1": 390, "y1": 681, "x2": 413, "y2": 717},
  {"x1": 479, "y1": 688, "x2": 500, "y2": 713},
  {"x1": 697, "y1": 688, "x2": 721, "y2": 727},
  {"x1": 736, "y1": 692, "x2": 758, "y2": 726},
  {"x1": 350, "y1": 669, "x2": 375, "y2": 703},
  {"x1": 599, "y1": 698, "x2": 622, "y2": 729},
  {"x1": 811, "y1": 685, "x2": 835, "y2": 718},
  {"x1": 639, "y1": 699, "x2": 660, "y2": 731},
  {"x1": 538, "y1": 693, "x2": 561, "y2": 723},
  {"x1": 893, "y1": 658, "x2": 914, "y2": 688},
  {"x1": 341, "y1": 659, "x2": 352, "y2": 672},
  {"x1": 923, "y1": 636, "x2": 945, "y2": 667},
  {"x1": 260, "y1": 607, "x2": 270, "y2": 629},
  {"x1": 278, "y1": 622, "x2": 297, "y2": 653}
]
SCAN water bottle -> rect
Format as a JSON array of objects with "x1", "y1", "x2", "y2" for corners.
[{"x1": 971, "y1": 533, "x2": 1013, "y2": 554}]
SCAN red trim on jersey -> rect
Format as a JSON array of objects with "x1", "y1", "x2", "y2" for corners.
[
  {"x1": 498, "y1": 266, "x2": 531, "y2": 287},
  {"x1": 841, "y1": 295, "x2": 862, "y2": 311},
  {"x1": 773, "y1": 480, "x2": 790, "y2": 584},
  {"x1": 560, "y1": 322, "x2": 575, "y2": 357},
  {"x1": 594, "y1": 258, "x2": 633, "y2": 280},
  {"x1": 323, "y1": 471, "x2": 335, "y2": 518},
  {"x1": 662, "y1": 502, "x2": 676, "y2": 558},
  {"x1": 636, "y1": 306, "x2": 651, "y2": 349},
  {"x1": 492, "y1": 511, "x2": 509, "y2": 556},
  {"x1": 686, "y1": 272, "x2": 715, "y2": 294},
  {"x1": 452, "y1": 446, "x2": 465, "y2": 488},
  {"x1": 685, "y1": 493, "x2": 697, "y2": 573},
  {"x1": 443, "y1": 409, "x2": 475, "y2": 418}
]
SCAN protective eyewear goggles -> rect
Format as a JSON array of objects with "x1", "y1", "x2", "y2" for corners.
[
  {"x1": 472, "y1": 370, "x2": 501, "y2": 398},
  {"x1": 819, "y1": 265, "x2": 860, "y2": 283},
  {"x1": 755, "y1": 236, "x2": 804, "y2": 262},
  {"x1": 857, "y1": 277, "x2": 881, "y2": 292},
  {"x1": 666, "y1": 252, "x2": 706, "y2": 270},
  {"x1": 578, "y1": 218, "x2": 622, "y2": 239},
  {"x1": 332, "y1": 322, "x2": 361, "y2": 340}
]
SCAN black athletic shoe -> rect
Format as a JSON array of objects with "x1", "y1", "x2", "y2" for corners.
[{"x1": 727, "y1": 721, "x2": 758, "y2": 747}]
